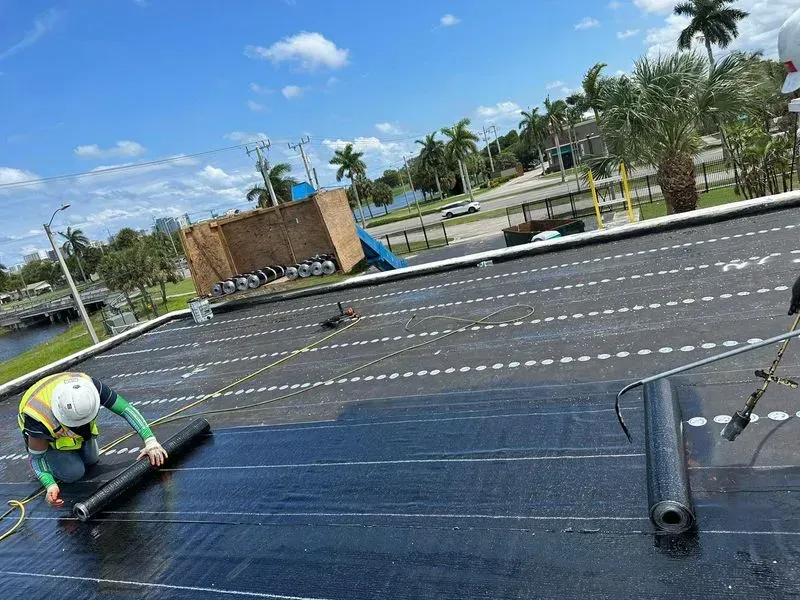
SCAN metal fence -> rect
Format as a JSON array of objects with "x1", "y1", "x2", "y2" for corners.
[
  {"x1": 377, "y1": 156, "x2": 797, "y2": 253},
  {"x1": 382, "y1": 222, "x2": 450, "y2": 255}
]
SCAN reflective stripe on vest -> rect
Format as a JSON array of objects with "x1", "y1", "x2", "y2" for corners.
[{"x1": 18, "y1": 372, "x2": 99, "y2": 451}]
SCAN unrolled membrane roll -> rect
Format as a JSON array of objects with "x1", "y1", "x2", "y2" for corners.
[
  {"x1": 643, "y1": 379, "x2": 695, "y2": 533},
  {"x1": 73, "y1": 418, "x2": 211, "y2": 522}
]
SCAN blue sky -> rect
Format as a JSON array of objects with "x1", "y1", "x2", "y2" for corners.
[{"x1": 0, "y1": 0, "x2": 793, "y2": 264}]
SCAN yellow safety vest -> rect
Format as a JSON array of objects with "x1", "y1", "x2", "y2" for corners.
[{"x1": 17, "y1": 372, "x2": 99, "y2": 451}]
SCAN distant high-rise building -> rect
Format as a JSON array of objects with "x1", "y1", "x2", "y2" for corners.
[
  {"x1": 22, "y1": 250, "x2": 48, "y2": 264},
  {"x1": 89, "y1": 240, "x2": 106, "y2": 249},
  {"x1": 154, "y1": 214, "x2": 190, "y2": 235},
  {"x1": 47, "y1": 249, "x2": 57, "y2": 262}
]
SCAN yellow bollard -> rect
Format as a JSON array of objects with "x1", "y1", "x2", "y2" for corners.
[
  {"x1": 588, "y1": 170, "x2": 604, "y2": 230},
  {"x1": 620, "y1": 163, "x2": 636, "y2": 224}
]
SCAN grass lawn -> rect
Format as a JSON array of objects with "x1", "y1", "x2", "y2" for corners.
[
  {"x1": 639, "y1": 186, "x2": 746, "y2": 220},
  {"x1": 543, "y1": 166, "x2": 583, "y2": 181}
]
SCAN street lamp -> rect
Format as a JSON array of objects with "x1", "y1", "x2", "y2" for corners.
[{"x1": 43, "y1": 204, "x2": 99, "y2": 344}]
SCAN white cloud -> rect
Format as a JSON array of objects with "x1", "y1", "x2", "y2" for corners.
[
  {"x1": 0, "y1": 9, "x2": 61, "y2": 61},
  {"x1": 223, "y1": 131, "x2": 269, "y2": 143},
  {"x1": 248, "y1": 100, "x2": 268, "y2": 112},
  {"x1": 644, "y1": 1, "x2": 796, "y2": 59},
  {"x1": 608, "y1": 1, "x2": 623, "y2": 9},
  {"x1": 198, "y1": 165, "x2": 252, "y2": 187},
  {"x1": 0, "y1": 167, "x2": 38, "y2": 186},
  {"x1": 617, "y1": 29, "x2": 641, "y2": 40},
  {"x1": 574, "y1": 17, "x2": 600, "y2": 31},
  {"x1": 633, "y1": 0, "x2": 675, "y2": 13},
  {"x1": 245, "y1": 32, "x2": 350, "y2": 71},
  {"x1": 440, "y1": 14, "x2": 461, "y2": 27},
  {"x1": 545, "y1": 80, "x2": 565, "y2": 90},
  {"x1": 322, "y1": 136, "x2": 415, "y2": 174},
  {"x1": 249, "y1": 82, "x2": 273, "y2": 95},
  {"x1": 475, "y1": 101, "x2": 522, "y2": 124},
  {"x1": 281, "y1": 85, "x2": 304, "y2": 99},
  {"x1": 74, "y1": 140, "x2": 146, "y2": 159},
  {"x1": 375, "y1": 122, "x2": 402, "y2": 135}
]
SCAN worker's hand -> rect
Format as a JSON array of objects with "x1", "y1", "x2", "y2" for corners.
[
  {"x1": 46, "y1": 484, "x2": 63, "y2": 508},
  {"x1": 137, "y1": 437, "x2": 168, "y2": 467}
]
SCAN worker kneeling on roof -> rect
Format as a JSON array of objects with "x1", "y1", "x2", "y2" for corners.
[{"x1": 18, "y1": 372, "x2": 167, "y2": 507}]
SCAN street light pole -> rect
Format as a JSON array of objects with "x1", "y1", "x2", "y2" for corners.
[
  {"x1": 403, "y1": 156, "x2": 426, "y2": 230},
  {"x1": 44, "y1": 205, "x2": 99, "y2": 345}
]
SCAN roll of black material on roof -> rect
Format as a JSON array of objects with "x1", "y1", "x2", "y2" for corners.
[
  {"x1": 643, "y1": 379, "x2": 695, "y2": 534},
  {"x1": 73, "y1": 418, "x2": 211, "y2": 522}
]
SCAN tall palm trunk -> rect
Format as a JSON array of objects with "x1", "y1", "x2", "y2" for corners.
[
  {"x1": 458, "y1": 159, "x2": 475, "y2": 202},
  {"x1": 704, "y1": 39, "x2": 714, "y2": 66},
  {"x1": 350, "y1": 175, "x2": 366, "y2": 226},
  {"x1": 554, "y1": 132, "x2": 566, "y2": 183},
  {"x1": 75, "y1": 252, "x2": 87, "y2": 283},
  {"x1": 434, "y1": 171, "x2": 443, "y2": 200}
]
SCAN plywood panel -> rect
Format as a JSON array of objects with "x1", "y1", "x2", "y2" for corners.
[
  {"x1": 315, "y1": 188, "x2": 364, "y2": 273},
  {"x1": 182, "y1": 223, "x2": 236, "y2": 295},
  {"x1": 221, "y1": 210, "x2": 295, "y2": 272}
]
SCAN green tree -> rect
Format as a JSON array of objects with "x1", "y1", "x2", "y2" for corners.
[
  {"x1": 594, "y1": 51, "x2": 753, "y2": 213},
  {"x1": 148, "y1": 239, "x2": 180, "y2": 306},
  {"x1": 518, "y1": 108, "x2": 548, "y2": 168},
  {"x1": 543, "y1": 96, "x2": 568, "y2": 182},
  {"x1": 416, "y1": 132, "x2": 448, "y2": 199},
  {"x1": 58, "y1": 226, "x2": 89, "y2": 282},
  {"x1": 582, "y1": 63, "x2": 608, "y2": 124},
  {"x1": 675, "y1": 0, "x2": 749, "y2": 64},
  {"x1": 21, "y1": 260, "x2": 62, "y2": 288},
  {"x1": 379, "y1": 169, "x2": 401, "y2": 188},
  {"x1": 441, "y1": 118, "x2": 479, "y2": 200},
  {"x1": 246, "y1": 162, "x2": 298, "y2": 207},
  {"x1": 371, "y1": 181, "x2": 395, "y2": 215},
  {"x1": 494, "y1": 151, "x2": 520, "y2": 171},
  {"x1": 99, "y1": 245, "x2": 160, "y2": 318},
  {"x1": 330, "y1": 143, "x2": 368, "y2": 226},
  {"x1": 112, "y1": 228, "x2": 140, "y2": 250}
]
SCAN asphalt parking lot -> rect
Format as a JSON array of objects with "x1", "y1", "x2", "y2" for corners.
[{"x1": 2, "y1": 208, "x2": 800, "y2": 599}]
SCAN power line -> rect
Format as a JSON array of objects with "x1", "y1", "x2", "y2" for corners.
[{"x1": 0, "y1": 143, "x2": 251, "y2": 191}]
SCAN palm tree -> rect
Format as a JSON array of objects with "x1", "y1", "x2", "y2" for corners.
[
  {"x1": 329, "y1": 143, "x2": 368, "y2": 226},
  {"x1": 595, "y1": 51, "x2": 753, "y2": 213},
  {"x1": 518, "y1": 108, "x2": 548, "y2": 169},
  {"x1": 415, "y1": 132, "x2": 447, "y2": 199},
  {"x1": 246, "y1": 162, "x2": 298, "y2": 207},
  {"x1": 441, "y1": 118, "x2": 479, "y2": 201},
  {"x1": 59, "y1": 226, "x2": 89, "y2": 282},
  {"x1": 675, "y1": 0, "x2": 749, "y2": 65},
  {"x1": 543, "y1": 96, "x2": 568, "y2": 182},
  {"x1": 582, "y1": 63, "x2": 608, "y2": 123}
]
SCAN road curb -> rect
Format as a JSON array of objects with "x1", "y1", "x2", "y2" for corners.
[
  {"x1": 215, "y1": 190, "x2": 800, "y2": 312},
  {"x1": 0, "y1": 308, "x2": 191, "y2": 401}
]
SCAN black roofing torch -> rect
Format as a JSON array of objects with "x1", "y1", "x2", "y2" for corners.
[{"x1": 721, "y1": 310, "x2": 800, "y2": 441}]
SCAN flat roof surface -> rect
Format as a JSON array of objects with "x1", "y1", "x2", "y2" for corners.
[{"x1": 2, "y1": 208, "x2": 800, "y2": 598}]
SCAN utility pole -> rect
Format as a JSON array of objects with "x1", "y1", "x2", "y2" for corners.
[
  {"x1": 45, "y1": 204, "x2": 99, "y2": 345},
  {"x1": 482, "y1": 126, "x2": 495, "y2": 175},
  {"x1": 490, "y1": 125, "x2": 502, "y2": 155},
  {"x1": 288, "y1": 136, "x2": 314, "y2": 188},
  {"x1": 403, "y1": 156, "x2": 426, "y2": 230},
  {"x1": 246, "y1": 141, "x2": 278, "y2": 207},
  {"x1": 312, "y1": 167, "x2": 320, "y2": 190}
]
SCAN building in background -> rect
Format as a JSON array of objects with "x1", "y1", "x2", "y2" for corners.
[
  {"x1": 543, "y1": 117, "x2": 607, "y2": 171},
  {"x1": 89, "y1": 240, "x2": 106, "y2": 249},
  {"x1": 154, "y1": 214, "x2": 190, "y2": 235},
  {"x1": 9, "y1": 264, "x2": 24, "y2": 274},
  {"x1": 47, "y1": 249, "x2": 57, "y2": 262},
  {"x1": 22, "y1": 250, "x2": 49, "y2": 264}
]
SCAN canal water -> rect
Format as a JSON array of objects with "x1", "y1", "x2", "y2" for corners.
[{"x1": 0, "y1": 322, "x2": 69, "y2": 363}]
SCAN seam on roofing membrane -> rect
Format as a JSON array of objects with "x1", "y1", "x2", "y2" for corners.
[{"x1": 0, "y1": 572, "x2": 332, "y2": 600}]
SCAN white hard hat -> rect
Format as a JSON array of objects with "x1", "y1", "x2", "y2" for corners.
[
  {"x1": 51, "y1": 376, "x2": 100, "y2": 428},
  {"x1": 779, "y1": 8, "x2": 800, "y2": 94}
]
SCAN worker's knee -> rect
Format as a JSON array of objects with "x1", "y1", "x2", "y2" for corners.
[
  {"x1": 82, "y1": 439, "x2": 100, "y2": 467},
  {"x1": 47, "y1": 451, "x2": 86, "y2": 483}
]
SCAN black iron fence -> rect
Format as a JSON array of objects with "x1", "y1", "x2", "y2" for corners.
[
  {"x1": 379, "y1": 156, "x2": 797, "y2": 254},
  {"x1": 383, "y1": 221, "x2": 450, "y2": 255}
]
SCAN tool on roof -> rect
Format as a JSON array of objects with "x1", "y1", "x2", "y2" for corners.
[
  {"x1": 720, "y1": 311, "x2": 800, "y2": 441},
  {"x1": 320, "y1": 302, "x2": 359, "y2": 329},
  {"x1": 616, "y1": 277, "x2": 800, "y2": 443}
]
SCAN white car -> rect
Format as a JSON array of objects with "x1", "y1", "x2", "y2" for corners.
[{"x1": 441, "y1": 201, "x2": 481, "y2": 219}]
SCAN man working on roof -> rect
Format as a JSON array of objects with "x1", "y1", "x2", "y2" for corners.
[{"x1": 18, "y1": 372, "x2": 167, "y2": 507}]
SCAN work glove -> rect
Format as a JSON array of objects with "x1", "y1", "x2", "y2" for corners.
[
  {"x1": 137, "y1": 437, "x2": 168, "y2": 467},
  {"x1": 46, "y1": 484, "x2": 64, "y2": 508}
]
